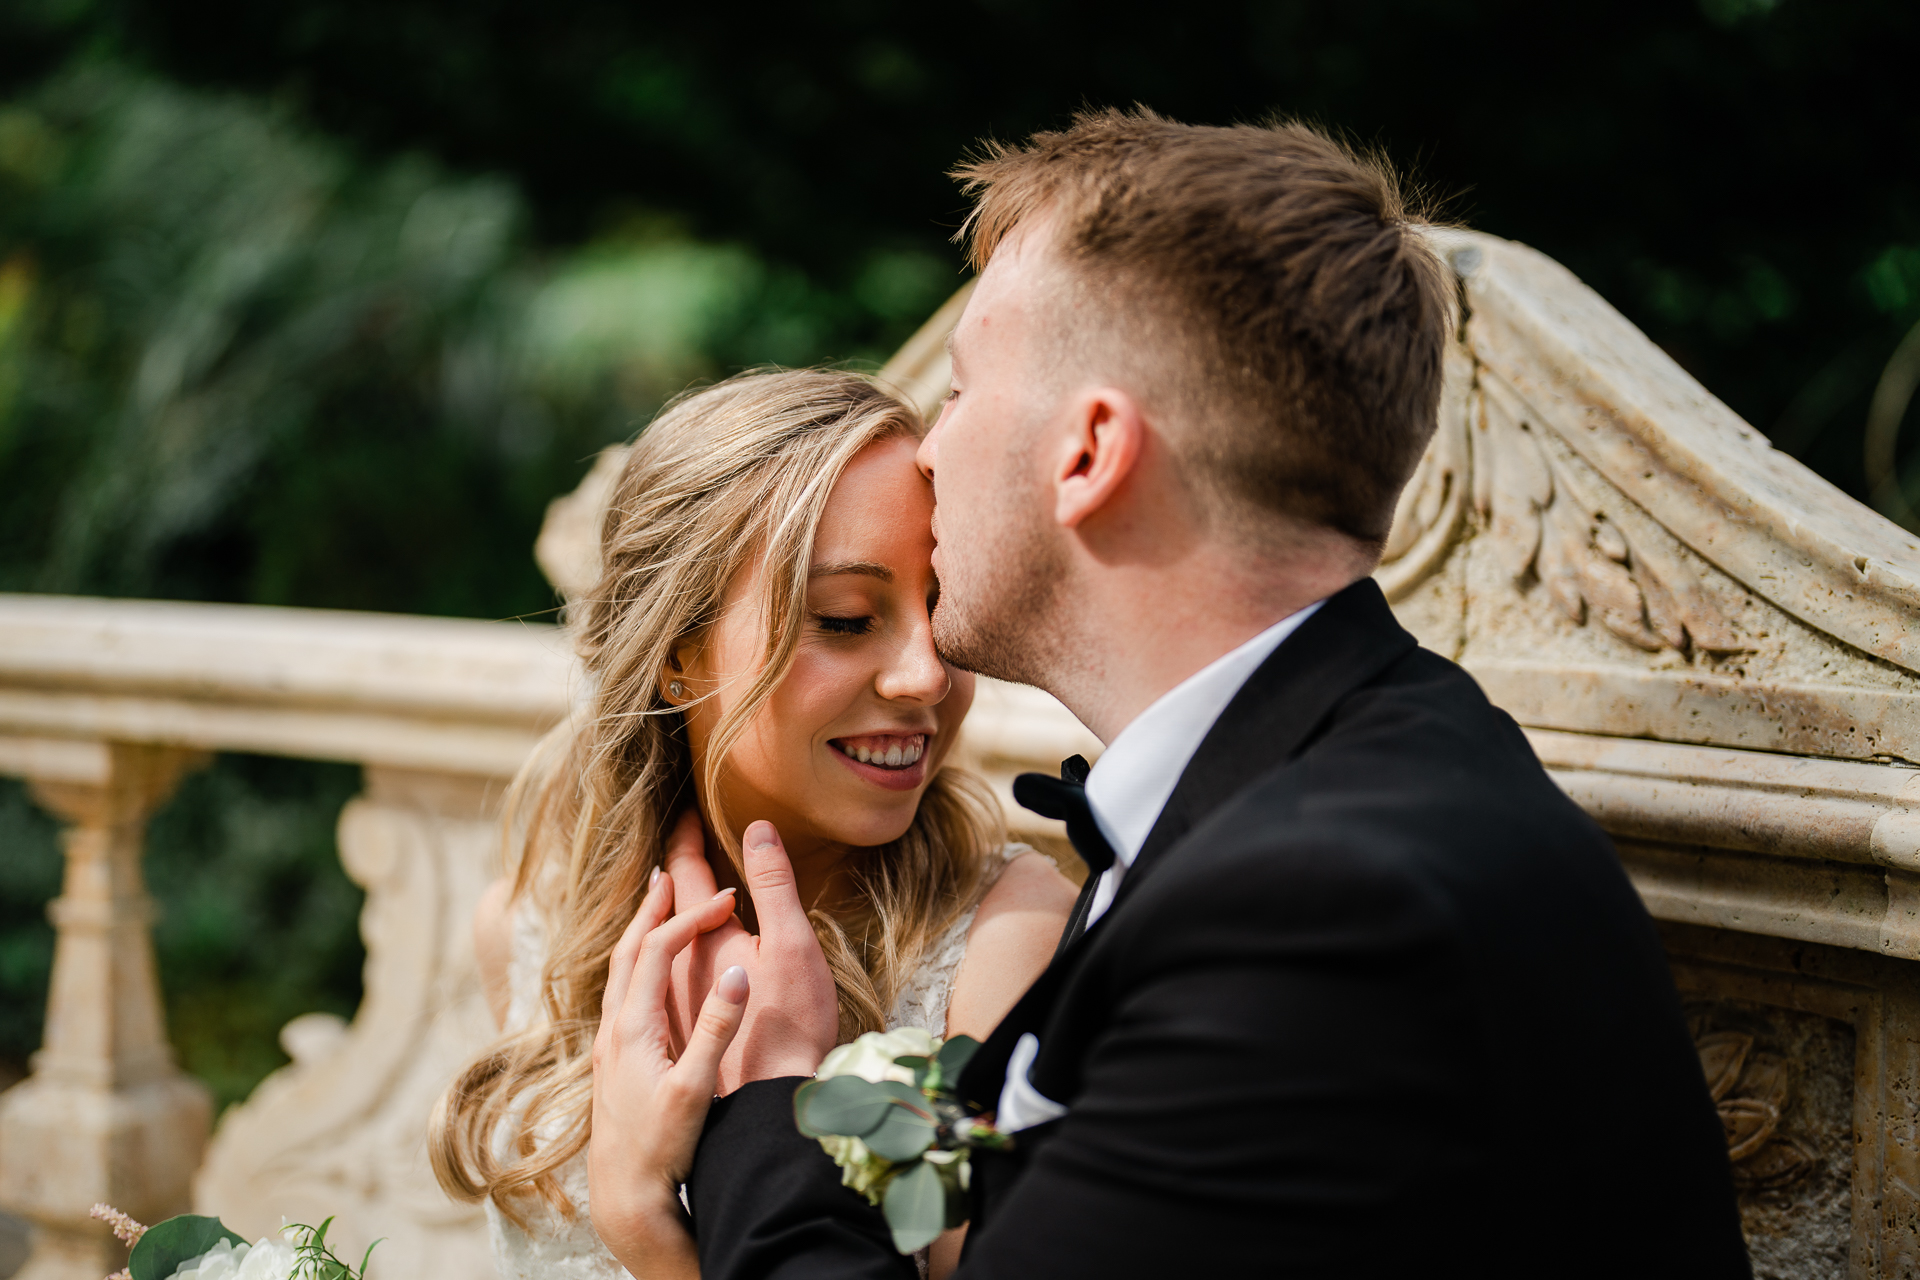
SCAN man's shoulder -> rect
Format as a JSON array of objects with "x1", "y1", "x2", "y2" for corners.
[
  {"x1": 1129, "y1": 643, "x2": 1626, "y2": 937},
  {"x1": 1245, "y1": 640, "x2": 1570, "y2": 829}
]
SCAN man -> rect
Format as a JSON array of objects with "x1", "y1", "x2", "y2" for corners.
[{"x1": 589, "y1": 109, "x2": 1749, "y2": 1277}]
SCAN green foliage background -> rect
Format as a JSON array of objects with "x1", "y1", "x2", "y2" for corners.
[{"x1": 0, "y1": 0, "x2": 1916, "y2": 1106}]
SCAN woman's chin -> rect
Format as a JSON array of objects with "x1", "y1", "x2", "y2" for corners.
[{"x1": 816, "y1": 802, "x2": 919, "y2": 852}]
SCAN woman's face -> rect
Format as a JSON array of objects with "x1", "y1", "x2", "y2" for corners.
[{"x1": 677, "y1": 434, "x2": 975, "y2": 863}]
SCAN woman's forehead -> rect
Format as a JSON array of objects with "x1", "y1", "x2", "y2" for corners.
[{"x1": 813, "y1": 437, "x2": 933, "y2": 563}]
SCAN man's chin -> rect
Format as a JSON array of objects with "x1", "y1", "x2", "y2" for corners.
[{"x1": 931, "y1": 599, "x2": 1044, "y2": 688}]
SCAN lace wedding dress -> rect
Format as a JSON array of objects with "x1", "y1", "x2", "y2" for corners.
[{"x1": 486, "y1": 844, "x2": 1029, "y2": 1280}]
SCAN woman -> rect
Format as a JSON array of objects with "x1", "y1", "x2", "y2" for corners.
[{"x1": 431, "y1": 369, "x2": 1077, "y2": 1279}]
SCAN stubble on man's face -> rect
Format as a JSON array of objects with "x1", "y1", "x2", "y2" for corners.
[
  {"x1": 924, "y1": 239, "x2": 1071, "y2": 689},
  {"x1": 929, "y1": 451, "x2": 1063, "y2": 688}
]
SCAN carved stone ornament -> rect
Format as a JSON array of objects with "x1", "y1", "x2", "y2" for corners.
[
  {"x1": 1694, "y1": 1024, "x2": 1817, "y2": 1192},
  {"x1": 1379, "y1": 230, "x2": 1920, "y2": 765}
]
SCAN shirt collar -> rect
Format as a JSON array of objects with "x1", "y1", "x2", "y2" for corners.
[{"x1": 1082, "y1": 601, "x2": 1325, "y2": 869}]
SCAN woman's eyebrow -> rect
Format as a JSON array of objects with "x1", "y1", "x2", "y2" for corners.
[{"x1": 809, "y1": 560, "x2": 894, "y2": 582}]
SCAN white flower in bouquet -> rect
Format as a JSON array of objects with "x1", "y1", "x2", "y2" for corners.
[
  {"x1": 815, "y1": 1027, "x2": 937, "y2": 1085},
  {"x1": 812, "y1": 1029, "x2": 941, "y2": 1202},
  {"x1": 168, "y1": 1230, "x2": 300, "y2": 1280},
  {"x1": 814, "y1": 1133, "x2": 894, "y2": 1201}
]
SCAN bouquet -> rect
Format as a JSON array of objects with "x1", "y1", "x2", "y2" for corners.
[
  {"x1": 793, "y1": 1028, "x2": 1009, "y2": 1254},
  {"x1": 91, "y1": 1205, "x2": 379, "y2": 1280}
]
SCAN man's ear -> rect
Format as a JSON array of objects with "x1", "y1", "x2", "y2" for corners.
[{"x1": 1052, "y1": 388, "x2": 1146, "y2": 529}]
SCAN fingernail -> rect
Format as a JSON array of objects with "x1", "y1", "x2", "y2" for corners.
[
  {"x1": 712, "y1": 887, "x2": 736, "y2": 901},
  {"x1": 648, "y1": 867, "x2": 660, "y2": 890},
  {"x1": 746, "y1": 821, "x2": 779, "y2": 850},
  {"x1": 718, "y1": 966, "x2": 749, "y2": 1004}
]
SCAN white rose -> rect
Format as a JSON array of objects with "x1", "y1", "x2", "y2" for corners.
[
  {"x1": 815, "y1": 1028, "x2": 939, "y2": 1085},
  {"x1": 169, "y1": 1239, "x2": 248, "y2": 1280},
  {"x1": 233, "y1": 1233, "x2": 300, "y2": 1280},
  {"x1": 817, "y1": 1134, "x2": 895, "y2": 1203}
]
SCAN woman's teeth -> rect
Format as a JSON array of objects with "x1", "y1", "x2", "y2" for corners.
[{"x1": 838, "y1": 736, "x2": 926, "y2": 768}]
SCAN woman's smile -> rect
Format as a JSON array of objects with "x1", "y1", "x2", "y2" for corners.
[{"x1": 828, "y1": 732, "x2": 931, "y2": 791}]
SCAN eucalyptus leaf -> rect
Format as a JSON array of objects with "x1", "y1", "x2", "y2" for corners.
[
  {"x1": 128, "y1": 1215, "x2": 247, "y2": 1280},
  {"x1": 882, "y1": 1160, "x2": 947, "y2": 1254},
  {"x1": 795, "y1": 1075, "x2": 896, "y2": 1138},
  {"x1": 935, "y1": 1035, "x2": 981, "y2": 1083},
  {"x1": 864, "y1": 1083, "x2": 938, "y2": 1162},
  {"x1": 893, "y1": 1054, "x2": 931, "y2": 1089}
]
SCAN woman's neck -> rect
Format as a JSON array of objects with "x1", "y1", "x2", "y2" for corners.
[{"x1": 702, "y1": 822, "x2": 855, "y2": 917}]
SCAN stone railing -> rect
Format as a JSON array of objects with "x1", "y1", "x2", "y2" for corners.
[
  {"x1": 0, "y1": 598, "x2": 573, "y2": 1280},
  {"x1": 0, "y1": 594, "x2": 1093, "y2": 1280},
  {"x1": 4, "y1": 226, "x2": 1919, "y2": 1278}
]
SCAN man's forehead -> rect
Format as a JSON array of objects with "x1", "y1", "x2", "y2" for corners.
[{"x1": 955, "y1": 227, "x2": 1055, "y2": 357}]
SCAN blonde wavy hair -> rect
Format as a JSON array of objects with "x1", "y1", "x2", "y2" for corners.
[{"x1": 430, "y1": 368, "x2": 1004, "y2": 1219}]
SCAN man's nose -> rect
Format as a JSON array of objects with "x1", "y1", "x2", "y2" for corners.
[
  {"x1": 915, "y1": 424, "x2": 938, "y2": 481},
  {"x1": 878, "y1": 620, "x2": 950, "y2": 703}
]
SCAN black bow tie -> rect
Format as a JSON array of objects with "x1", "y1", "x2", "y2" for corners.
[
  {"x1": 1014, "y1": 755, "x2": 1116, "y2": 955},
  {"x1": 1012, "y1": 754, "x2": 1116, "y2": 876}
]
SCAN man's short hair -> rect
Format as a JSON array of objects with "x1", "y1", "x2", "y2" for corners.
[{"x1": 955, "y1": 108, "x2": 1453, "y2": 549}]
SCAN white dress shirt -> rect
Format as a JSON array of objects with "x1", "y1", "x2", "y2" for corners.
[
  {"x1": 1080, "y1": 600, "x2": 1325, "y2": 926},
  {"x1": 995, "y1": 601, "x2": 1327, "y2": 1132}
]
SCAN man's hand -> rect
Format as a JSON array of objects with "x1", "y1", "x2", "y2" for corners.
[
  {"x1": 662, "y1": 815, "x2": 839, "y2": 1091},
  {"x1": 589, "y1": 866, "x2": 748, "y2": 1280}
]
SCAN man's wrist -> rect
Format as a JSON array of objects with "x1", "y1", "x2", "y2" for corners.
[{"x1": 743, "y1": 1051, "x2": 825, "y2": 1085}]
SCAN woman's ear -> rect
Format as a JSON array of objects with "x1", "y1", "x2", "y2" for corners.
[
  {"x1": 1053, "y1": 387, "x2": 1146, "y2": 529},
  {"x1": 661, "y1": 639, "x2": 698, "y2": 702}
]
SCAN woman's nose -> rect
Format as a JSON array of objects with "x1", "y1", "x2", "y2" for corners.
[{"x1": 877, "y1": 620, "x2": 951, "y2": 704}]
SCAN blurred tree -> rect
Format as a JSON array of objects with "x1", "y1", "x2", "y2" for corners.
[
  {"x1": 3, "y1": 0, "x2": 1913, "y2": 504},
  {"x1": 0, "y1": 68, "x2": 836, "y2": 616},
  {"x1": 141, "y1": 755, "x2": 366, "y2": 1109},
  {"x1": 0, "y1": 779, "x2": 60, "y2": 1089}
]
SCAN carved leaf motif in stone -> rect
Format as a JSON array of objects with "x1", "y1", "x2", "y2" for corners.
[
  {"x1": 1475, "y1": 376, "x2": 1742, "y2": 655},
  {"x1": 1690, "y1": 1026, "x2": 1816, "y2": 1193},
  {"x1": 1377, "y1": 340, "x2": 1474, "y2": 601},
  {"x1": 1696, "y1": 1030, "x2": 1750, "y2": 1101}
]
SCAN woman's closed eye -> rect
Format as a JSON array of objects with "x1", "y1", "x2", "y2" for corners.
[{"x1": 815, "y1": 613, "x2": 876, "y2": 636}]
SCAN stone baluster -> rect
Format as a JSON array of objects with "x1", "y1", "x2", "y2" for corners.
[
  {"x1": 0, "y1": 740, "x2": 212, "y2": 1280},
  {"x1": 193, "y1": 765, "x2": 502, "y2": 1279}
]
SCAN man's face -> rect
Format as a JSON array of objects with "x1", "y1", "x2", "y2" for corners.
[{"x1": 915, "y1": 231, "x2": 1069, "y2": 686}]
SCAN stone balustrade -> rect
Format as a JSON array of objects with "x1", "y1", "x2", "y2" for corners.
[
  {"x1": 0, "y1": 593, "x2": 1094, "y2": 1280},
  {"x1": 0, "y1": 598, "x2": 573, "y2": 1280}
]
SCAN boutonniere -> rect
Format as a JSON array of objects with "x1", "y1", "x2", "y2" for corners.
[{"x1": 793, "y1": 1027, "x2": 1010, "y2": 1253}]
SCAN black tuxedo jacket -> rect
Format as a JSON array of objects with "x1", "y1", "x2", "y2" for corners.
[{"x1": 688, "y1": 580, "x2": 1749, "y2": 1278}]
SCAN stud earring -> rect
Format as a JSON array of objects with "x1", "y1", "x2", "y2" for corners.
[{"x1": 669, "y1": 681, "x2": 685, "y2": 699}]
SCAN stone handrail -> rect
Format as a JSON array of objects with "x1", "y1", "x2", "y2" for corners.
[
  {"x1": 0, "y1": 593, "x2": 1094, "y2": 1280},
  {"x1": 0, "y1": 595, "x2": 576, "y2": 776},
  {"x1": 0, "y1": 597, "x2": 564, "y2": 1280}
]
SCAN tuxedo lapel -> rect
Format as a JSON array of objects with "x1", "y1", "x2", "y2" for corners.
[
  {"x1": 957, "y1": 578, "x2": 1418, "y2": 1111},
  {"x1": 1108, "y1": 578, "x2": 1416, "y2": 914}
]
